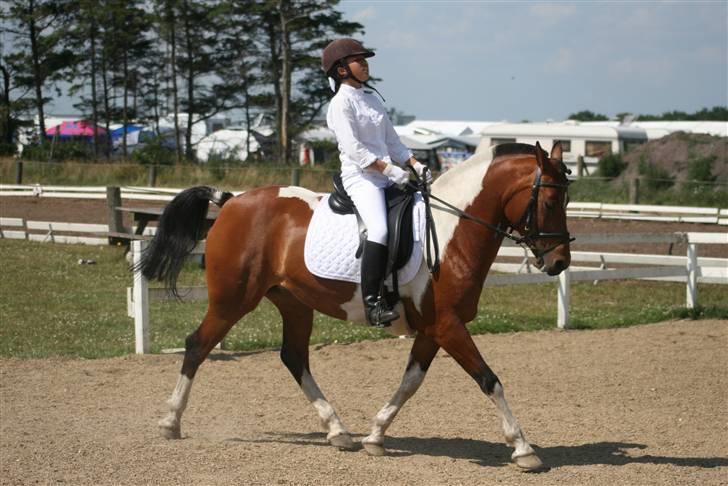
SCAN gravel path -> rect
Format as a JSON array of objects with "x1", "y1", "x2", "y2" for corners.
[{"x1": 2, "y1": 320, "x2": 726, "y2": 485}]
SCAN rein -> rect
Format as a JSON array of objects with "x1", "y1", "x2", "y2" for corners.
[{"x1": 408, "y1": 163, "x2": 574, "y2": 265}]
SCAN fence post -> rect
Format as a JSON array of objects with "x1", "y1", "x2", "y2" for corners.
[
  {"x1": 14, "y1": 159, "x2": 23, "y2": 184},
  {"x1": 576, "y1": 155, "x2": 584, "y2": 178},
  {"x1": 686, "y1": 242, "x2": 698, "y2": 309},
  {"x1": 132, "y1": 240, "x2": 150, "y2": 354},
  {"x1": 557, "y1": 268, "x2": 570, "y2": 329},
  {"x1": 106, "y1": 186, "x2": 126, "y2": 244},
  {"x1": 147, "y1": 165, "x2": 157, "y2": 187},
  {"x1": 629, "y1": 177, "x2": 640, "y2": 204},
  {"x1": 291, "y1": 167, "x2": 301, "y2": 186}
]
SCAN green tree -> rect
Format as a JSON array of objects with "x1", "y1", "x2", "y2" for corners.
[
  {"x1": 636, "y1": 106, "x2": 728, "y2": 121},
  {"x1": 0, "y1": 52, "x2": 36, "y2": 148},
  {"x1": 2, "y1": 0, "x2": 75, "y2": 142},
  {"x1": 254, "y1": 0, "x2": 363, "y2": 163},
  {"x1": 567, "y1": 110, "x2": 610, "y2": 122}
]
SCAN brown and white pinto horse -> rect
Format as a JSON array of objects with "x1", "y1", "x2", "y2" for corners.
[{"x1": 141, "y1": 141, "x2": 571, "y2": 472}]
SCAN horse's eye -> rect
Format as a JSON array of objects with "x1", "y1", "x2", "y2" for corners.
[{"x1": 544, "y1": 199, "x2": 557, "y2": 210}]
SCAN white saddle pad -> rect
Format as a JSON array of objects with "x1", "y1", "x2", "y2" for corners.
[{"x1": 304, "y1": 194, "x2": 425, "y2": 285}]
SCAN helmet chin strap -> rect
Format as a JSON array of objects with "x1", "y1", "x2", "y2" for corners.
[{"x1": 341, "y1": 63, "x2": 386, "y2": 102}]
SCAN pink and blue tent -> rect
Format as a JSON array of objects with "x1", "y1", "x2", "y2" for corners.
[{"x1": 46, "y1": 121, "x2": 107, "y2": 139}]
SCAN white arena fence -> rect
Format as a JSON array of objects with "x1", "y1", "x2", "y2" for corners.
[
  {"x1": 126, "y1": 233, "x2": 727, "y2": 354},
  {"x1": 1, "y1": 183, "x2": 726, "y2": 225}
]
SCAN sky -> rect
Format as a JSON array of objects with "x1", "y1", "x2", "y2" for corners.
[
  {"x1": 337, "y1": 0, "x2": 728, "y2": 122},
  {"x1": 44, "y1": 1, "x2": 727, "y2": 123}
]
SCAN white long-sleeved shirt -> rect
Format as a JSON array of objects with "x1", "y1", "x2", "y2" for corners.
[{"x1": 326, "y1": 84, "x2": 412, "y2": 188}]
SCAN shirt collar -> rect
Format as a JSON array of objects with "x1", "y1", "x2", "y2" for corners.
[{"x1": 338, "y1": 83, "x2": 364, "y2": 96}]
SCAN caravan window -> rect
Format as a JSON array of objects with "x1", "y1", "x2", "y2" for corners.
[
  {"x1": 553, "y1": 139, "x2": 571, "y2": 152},
  {"x1": 491, "y1": 138, "x2": 516, "y2": 146},
  {"x1": 585, "y1": 141, "x2": 612, "y2": 158}
]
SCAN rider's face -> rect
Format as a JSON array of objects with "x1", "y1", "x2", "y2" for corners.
[{"x1": 345, "y1": 56, "x2": 370, "y2": 83}]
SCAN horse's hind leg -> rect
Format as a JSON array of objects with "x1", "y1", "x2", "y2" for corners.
[
  {"x1": 362, "y1": 332, "x2": 440, "y2": 456},
  {"x1": 267, "y1": 286, "x2": 356, "y2": 450},
  {"x1": 159, "y1": 285, "x2": 266, "y2": 440}
]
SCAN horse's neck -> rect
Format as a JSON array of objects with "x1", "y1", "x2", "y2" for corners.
[{"x1": 431, "y1": 153, "x2": 501, "y2": 261}]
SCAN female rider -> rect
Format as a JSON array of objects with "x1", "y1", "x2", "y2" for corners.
[{"x1": 321, "y1": 38, "x2": 430, "y2": 327}]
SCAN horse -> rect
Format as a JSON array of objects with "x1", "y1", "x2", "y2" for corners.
[{"x1": 141, "y1": 141, "x2": 572, "y2": 472}]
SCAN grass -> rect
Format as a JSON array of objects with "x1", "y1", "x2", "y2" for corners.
[
  {"x1": 0, "y1": 158, "x2": 337, "y2": 193},
  {"x1": 3, "y1": 157, "x2": 727, "y2": 206},
  {"x1": 1, "y1": 239, "x2": 726, "y2": 359}
]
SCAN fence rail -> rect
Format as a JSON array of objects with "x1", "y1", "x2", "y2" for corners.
[
  {"x1": 2, "y1": 183, "x2": 726, "y2": 225},
  {"x1": 126, "y1": 233, "x2": 727, "y2": 354}
]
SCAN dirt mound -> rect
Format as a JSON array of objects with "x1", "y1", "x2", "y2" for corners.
[{"x1": 620, "y1": 132, "x2": 727, "y2": 183}]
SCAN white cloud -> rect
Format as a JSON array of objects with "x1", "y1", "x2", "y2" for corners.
[
  {"x1": 607, "y1": 57, "x2": 676, "y2": 80},
  {"x1": 528, "y1": 3, "x2": 576, "y2": 24},
  {"x1": 544, "y1": 47, "x2": 574, "y2": 74},
  {"x1": 350, "y1": 6, "x2": 377, "y2": 23}
]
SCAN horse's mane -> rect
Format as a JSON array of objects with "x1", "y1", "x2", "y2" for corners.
[{"x1": 492, "y1": 142, "x2": 547, "y2": 160}]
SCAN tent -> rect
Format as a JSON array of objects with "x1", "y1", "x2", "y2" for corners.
[
  {"x1": 196, "y1": 127, "x2": 260, "y2": 162},
  {"x1": 110, "y1": 124, "x2": 144, "y2": 149},
  {"x1": 46, "y1": 120, "x2": 106, "y2": 139}
]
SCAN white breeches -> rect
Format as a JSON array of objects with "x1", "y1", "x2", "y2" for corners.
[{"x1": 344, "y1": 176, "x2": 388, "y2": 245}]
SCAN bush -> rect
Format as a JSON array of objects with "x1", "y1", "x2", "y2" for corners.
[
  {"x1": 131, "y1": 137, "x2": 176, "y2": 166},
  {"x1": 639, "y1": 156, "x2": 674, "y2": 190},
  {"x1": 0, "y1": 142, "x2": 16, "y2": 157},
  {"x1": 686, "y1": 156, "x2": 716, "y2": 183},
  {"x1": 597, "y1": 153, "x2": 626, "y2": 177},
  {"x1": 21, "y1": 141, "x2": 95, "y2": 162}
]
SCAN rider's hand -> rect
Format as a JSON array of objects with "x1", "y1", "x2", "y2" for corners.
[
  {"x1": 382, "y1": 163, "x2": 410, "y2": 186},
  {"x1": 412, "y1": 161, "x2": 433, "y2": 183}
]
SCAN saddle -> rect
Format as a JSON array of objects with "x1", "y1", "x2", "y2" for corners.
[{"x1": 328, "y1": 173, "x2": 416, "y2": 298}]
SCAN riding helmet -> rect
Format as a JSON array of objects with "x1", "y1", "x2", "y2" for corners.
[{"x1": 321, "y1": 38, "x2": 375, "y2": 75}]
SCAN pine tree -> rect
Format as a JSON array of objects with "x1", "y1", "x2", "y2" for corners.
[
  {"x1": 2, "y1": 0, "x2": 75, "y2": 143},
  {"x1": 254, "y1": 0, "x2": 363, "y2": 163}
]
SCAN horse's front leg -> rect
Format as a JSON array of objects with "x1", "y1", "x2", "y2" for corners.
[
  {"x1": 435, "y1": 314, "x2": 546, "y2": 472},
  {"x1": 362, "y1": 332, "x2": 440, "y2": 456}
]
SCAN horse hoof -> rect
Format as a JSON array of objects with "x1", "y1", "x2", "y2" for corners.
[
  {"x1": 329, "y1": 433, "x2": 357, "y2": 451},
  {"x1": 158, "y1": 419, "x2": 181, "y2": 440},
  {"x1": 362, "y1": 442, "x2": 386, "y2": 456},
  {"x1": 512, "y1": 453, "x2": 548, "y2": 472}
]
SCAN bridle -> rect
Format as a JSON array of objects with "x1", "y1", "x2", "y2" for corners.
[
  {"x1": 409, "y1": 159, "x2": 574, "y2": 273},
  {"x1": 508, "y1": 165, "x2": 574, "y2": 260}
]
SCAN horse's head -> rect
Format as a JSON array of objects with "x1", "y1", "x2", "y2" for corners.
[{"x1": 501, "y1": 141, "x2": 572, "y2": 276}]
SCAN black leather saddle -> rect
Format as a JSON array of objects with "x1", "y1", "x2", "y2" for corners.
[{"x1": 328, "y1": 173, "x2": 416, "y2": 291}]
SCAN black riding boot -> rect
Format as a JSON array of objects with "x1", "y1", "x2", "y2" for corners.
[{"x1": 361, "y1": 241, "x2": 400, "y2": 327}]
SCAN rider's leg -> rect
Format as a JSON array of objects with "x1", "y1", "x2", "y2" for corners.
[{"x1": 346, "y1": 178, "x2": 398, "y2": 327}]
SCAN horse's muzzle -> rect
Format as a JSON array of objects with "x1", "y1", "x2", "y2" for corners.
[{"x1": 541, "y1": 244, "x2": 571, "y2": 276}]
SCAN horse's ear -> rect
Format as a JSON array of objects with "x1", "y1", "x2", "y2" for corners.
[
  {"x1": 534, "y1": 141, "x2": 545, "y2": 170},
  {"x1": 550, "y1": 141, "x2": 563, "y2": 162}
]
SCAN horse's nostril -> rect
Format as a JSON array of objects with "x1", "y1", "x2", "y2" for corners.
[{"x1": 549, "y1": 259, "x2": 565, "y2": 275}]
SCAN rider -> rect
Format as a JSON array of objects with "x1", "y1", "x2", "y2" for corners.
[{"x1": 321, "y1": 38, "x2": 431, "y2": 327}]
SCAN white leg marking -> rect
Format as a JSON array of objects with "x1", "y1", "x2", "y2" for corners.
[
  {"x1": 489, "y1": 382, "x2": 536, "y2": 459},
  {"x1": 300, "y1": 370, "x2": 350, "y2": 441},
  {"x1": 159, "y1": 374, "x2": 194, "y2": 439},
  {"x1": 340, "y1": 286, "x2": 366, "y2": 323},
  {"x1": 363, "y1": 361, "x2": 427, "y2": 448}
]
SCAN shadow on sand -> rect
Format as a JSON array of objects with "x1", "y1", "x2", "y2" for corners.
[{"x1": 226, "y1": 432, "x2": 728, "y2": 470}]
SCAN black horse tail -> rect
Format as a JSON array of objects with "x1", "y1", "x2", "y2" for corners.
[{"x1": 136, "y1": 186, "x2": 233, "y2": 296}]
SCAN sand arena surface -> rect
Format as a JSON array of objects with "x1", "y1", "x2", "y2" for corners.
[{"x1": 1, "y1": 320, "x2": 726, "y2": 485}]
